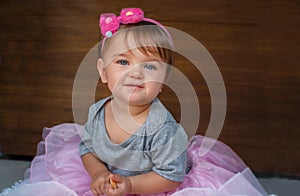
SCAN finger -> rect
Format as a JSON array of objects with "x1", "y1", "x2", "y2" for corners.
[
  {"x1": 104, "y1": 185, "x2": 119, "y2": 196},
  {"x1": 92, "y1": 186, "x2": 102, "y2": 196},
  {"x1": 92, "y1": 188, "x2": 98, "y2": 196},
  {"x1": 100, "y1": 182, "x2": 108, "y2": 194},
  {"x1": 110, "y1": 174, "x2": 122, "y2": 182},
  {"x1": 103, "y1": 184, "x2": 112, "y2": 195}
]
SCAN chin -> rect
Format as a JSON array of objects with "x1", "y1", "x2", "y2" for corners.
[{"x1": 128, "y1": 96, "x2": 152, "y2": 106}]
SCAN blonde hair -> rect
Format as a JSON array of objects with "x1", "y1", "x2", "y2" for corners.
[{"x1": 99, "y1": 21, "x2": 173, "y2": 67}]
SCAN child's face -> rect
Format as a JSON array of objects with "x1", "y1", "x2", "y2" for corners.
[{"x1": 98, "y1": 35, "x2": 168, "y2": 106}]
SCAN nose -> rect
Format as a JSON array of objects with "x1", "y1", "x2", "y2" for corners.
[{"x1": 128, "y1": 64, "x2": 143, "y2": 79}]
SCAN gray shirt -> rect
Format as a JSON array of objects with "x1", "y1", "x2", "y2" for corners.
[{"x1": 79, "y1": 97, "x2": 188, "y2": 182}]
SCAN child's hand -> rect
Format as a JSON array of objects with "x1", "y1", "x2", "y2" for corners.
[
  {"x1": 90, "y1": 170, "x2": 111, "y2": 195},
  {"x1": 103, "y1": 174, "x2": 132, "y2": 196}
]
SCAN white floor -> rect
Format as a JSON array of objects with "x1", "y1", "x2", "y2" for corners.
[
  {"x1": 258, "y1": 177, "x2": 300, "y2": 195},
  {"x1": 0, "y1": 159, "x2": 300, "y2": 195},
  {"x1": 0, "y1": 160, "x2": 31, "y2": 191}
]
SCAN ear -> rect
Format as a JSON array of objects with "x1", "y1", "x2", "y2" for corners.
[{"x1": 97, "y1": 58, "x2": 107, "y2": 83}]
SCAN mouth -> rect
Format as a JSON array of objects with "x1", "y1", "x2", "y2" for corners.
[{"x1": 124, "y1": 84, "x2": 145, "y2": 89}]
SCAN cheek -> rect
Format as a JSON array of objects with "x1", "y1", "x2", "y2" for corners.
[
  {"x1": 146, "y1": 82, "x2": 163, "y2": 94},
  {"x1": 106, "y1": 70, "x2": 126, "y2": 89},
  {"x1": 145, "y1": 71, "x2": 167, "y2": 84}
]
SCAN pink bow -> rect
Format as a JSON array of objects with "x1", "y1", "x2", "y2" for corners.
[{"x1": 99, "y1": 8, "x2": 145, "y2": 38}]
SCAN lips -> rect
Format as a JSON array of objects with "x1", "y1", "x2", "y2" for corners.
[{"x1": 124, "y1": 84, "x2": 144, "y2": 88}]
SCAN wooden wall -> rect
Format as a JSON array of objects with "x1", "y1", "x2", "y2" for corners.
[{"x1": 1, "y1": 0, "x2": 299, "y2": 176}]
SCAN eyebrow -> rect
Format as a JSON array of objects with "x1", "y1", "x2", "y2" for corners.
[
  {"x1": 111, "y1": 53, "x2": 127, "y2": 60},
  {"x1": 111, "y1": 52, "x2": 163, "y2": 62},
  {"x1": 142, "y1": 55, "x2": 163, "y2": 62}
]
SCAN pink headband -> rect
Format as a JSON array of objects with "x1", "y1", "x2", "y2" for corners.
[{"x1": 99, "y1": 8, "x2": 173, "y2": 49}]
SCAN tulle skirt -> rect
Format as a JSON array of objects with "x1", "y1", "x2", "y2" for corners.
[{"x1": 0, "y1": 123, "x2": 269, "y2": 196}]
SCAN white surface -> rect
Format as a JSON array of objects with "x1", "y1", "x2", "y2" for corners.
[
  {"x1": 258, "y1": 177, "x2": 300, "y2": 196},
  {"x1": 0, "y1": 160, "x2": 30, "y2": 190},
  {"x1": 1, "y1": 159, "x2": 300, "y2": 195}
]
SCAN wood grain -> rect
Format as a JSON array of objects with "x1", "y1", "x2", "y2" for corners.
[{"x1": 0, "y1": 0, "x2": 299, "y2": 176}]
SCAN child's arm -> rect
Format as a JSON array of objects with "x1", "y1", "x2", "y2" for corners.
[
  {"x1": 128, "y1": 171, "x2": 181, "y2": 194},
  {"x1": 81, "y1": 152, "x2": 111, "y2": 195},
  {"x1": 106, "y1": 171, "x2": 180, "y2": 196},
  {"x1": 81, "y1": 152, "x2": 108, "y2": 177}
]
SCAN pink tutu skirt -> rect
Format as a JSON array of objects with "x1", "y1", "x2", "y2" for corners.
[{"x1": 1, "y1": 123, "x2": 269, "y2": 196}]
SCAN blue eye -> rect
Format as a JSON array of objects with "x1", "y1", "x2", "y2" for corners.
[
  {"x1": 144, "y1": 64, "x2": 156, "y2": 70},
  {"x1": 118, "y1": 60, "x2": 129, "y2": 66}
]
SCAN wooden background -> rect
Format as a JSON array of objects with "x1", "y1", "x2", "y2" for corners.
[{"x1": 1, "y1": 0, "x2": 299, "y2": 176}]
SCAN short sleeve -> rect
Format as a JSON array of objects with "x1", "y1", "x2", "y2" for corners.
[
  {"x1": 150, "y1": 122, "x2": 188, "y2": 182},
  {"x1": 78, "y1": 101, "x2": 102, "y2": 156},
  {"x1": 79, "y1": 140, "x2": 91, "y2": 156}
]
